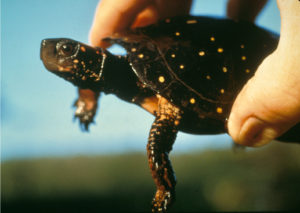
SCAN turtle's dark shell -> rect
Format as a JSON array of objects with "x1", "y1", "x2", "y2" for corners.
[{"x1": 104, "y1": 16, "x2": 278, "y2": 130}]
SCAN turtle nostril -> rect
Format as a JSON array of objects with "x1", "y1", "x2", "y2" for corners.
[
  {"x1": 40, "y1": 40, "x2": 48, "y2": 59},
  {"x1": 41, "y1": 39, "x2": 47, "y2": 47}
]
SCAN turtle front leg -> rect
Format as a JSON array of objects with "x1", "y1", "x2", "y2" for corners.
[
  {"x1": 74, "y1": 89, "x2": 100, "y2": 131},
  {"x1": 147, "y1": 96, "x2": 182, "y2": 213}
]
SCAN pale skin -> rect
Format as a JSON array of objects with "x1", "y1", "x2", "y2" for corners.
[{"x1": 88, "y1": 0, "x2": 300, "y2": 147}]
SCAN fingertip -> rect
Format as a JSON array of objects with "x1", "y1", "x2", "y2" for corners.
[
  {"x1": 227, "y1": 76, "x2": 274, "y2": 147},
  {"x1": 89, "y1": 0, "x2": 151, "y2": 47},
  {"x1": 88, "y1": 26, "x2": 109, "y2": 48},
  {"x1": 228, "y1": 56, "x2": 300, "y2": 146},
  {"x1": 228, "y1": 78, "x2": 254, "y2": 145},
  {"x1": 227, "y1": 108, "x2": 240, "y2": 144}
]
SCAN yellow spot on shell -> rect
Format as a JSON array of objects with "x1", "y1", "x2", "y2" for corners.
[
  {"x1": 206, "y1": 75, "x2": 211, "y2": 80},
  {"x1": 199, "y1": 51, "x2": 205, "y2": 56},
  {"x1": 217, "y1": 107, "x2": 223, "y2": 114},
  {"x1": 73, "y1": 59, "x2": 79, "y2": 63},
  {"x1": 245, "y1": 69, "x2": 250, "y2": 73},
  {"x1": 190, "y1": 98, "x2": 196, "y2": 104},
  {"x1": 220, "y1": 89, "x2": 225, "y2": 94},
  {"x1": 241, "y1": 44, "x2": 245, "y2": 48},
  {"x1": 210, "y1": 37, "x2": 215, "y2": 42},
  {"x1": 222, "y1": 67, "x2": 228, "y2": 73},
  {"x1": 138, "y1": 54, "x2": 144, "y2": 59},
  {"x1": 217, "y1": 48, "x2": 224, "y2": 53},
  {"x1": 80, "y1": 46, "x2": 86, "y2": 52},
  {"x1": 174, "y1": 120, "x2": 180, "y2": 126},
  {"x1": 175, "y1": 32, "x2": 181, "y2": 36},
  {"x1": 131, "y1": 48, "x2": 136, "y2": 52},
  {"x1": 186, "y1": 20, "x2": 197, "y2": 24},
  {"x1": 158, "y1": 76, "x2": 165, "y2": 83},
  {"x1": 171, "y1": 54, "x2": 176, "y2": 58},
  {"x1": 179, "y1": 64, "x2": 185, "y2": 69},
  {"x1": 241, "y1": 56, "x2": 247, "y2": 61}
]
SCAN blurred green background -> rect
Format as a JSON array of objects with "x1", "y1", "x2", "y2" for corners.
[{"x1": 2, "y1": 143, "x2": 300, "y2": 212}]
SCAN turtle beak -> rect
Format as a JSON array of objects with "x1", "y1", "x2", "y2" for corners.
[
  {"x1": 40, "y1": 39, "x2": 46, "y2": 59},
  {"x1": 40, "y1": 39, "x2": 60, "y2": 71}
]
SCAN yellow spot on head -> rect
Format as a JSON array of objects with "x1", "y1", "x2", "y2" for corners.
[
  {"x1": 217, "y1": 48, "x2": 224, "y2": 53},
  {"x1": 179, "y1": 64, "x2": 185, "y2": 69},
  {"x1": 241, "y1": 56, "x2": 246, "y2": 61},
  {"x1": 245, "y1": 69, "x2": 250, "y2": 73},
  {"x1": 158, "y1": 76, "x2": 165, "y2": 83},
  {"x1": 217, "y1": 107, "x2": 223, "y2": 114},
  {"x1": 138, "y1": 54, "x2": 144, "y2": 59},
  {"x1": 80, "y1": 46, "x2": 86, "y2": 52},
  {"x1": 240, "y1": 44, "x2": 245, "y2": 48},
  {"x1": 206, "y1": 75, "x2": 211, "y2": 80},
  {"x1": 73, "y1": 59, "x2": 79, "y2": 64},
  {"x1": 171, "y1": 54, "x2": 176, "y2": 58},
  {"x1": 174, "y1": 120, "x2": 180, "y2": 126},
  {"x1": 222, "y1": 67, "x2": 228, "y2": 73},
  {"x1": 199, "y1": 51, "x2": 205, "y2": 56},
  {"x1": 220, "y1": 89, "x2": 225, "y2": 94},
  {"x1": 131, "y1": 48, "x2": 136, "y2": 52},
  {"x1": 190, "y1": 98, "x2": 196, "y2": 104},
  {"x1": 210, "y1": 37, "x2": 215, "y2": 42},
  {"x1": 175, "y1": 32, "x2": 180, "y2": 36}
]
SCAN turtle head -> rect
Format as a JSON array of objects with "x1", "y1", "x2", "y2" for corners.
[{"x1": 40, "y1": 38, "x2": 106, "y2": 90}]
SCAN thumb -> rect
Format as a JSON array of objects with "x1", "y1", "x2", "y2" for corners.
[{"x1": 228, "y1": 51, "x2": 300, "y2": 147}]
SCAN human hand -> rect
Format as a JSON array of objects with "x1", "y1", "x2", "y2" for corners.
[
  {"x1": 228, "y1": 0, "x2": 300, "y2": 146},
  {"x1": 89, "y1": 0, "x2": 192, "y2": 47}
]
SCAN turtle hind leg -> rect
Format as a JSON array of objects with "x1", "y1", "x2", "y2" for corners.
[
  {"x1": 74, "y1": 89, "x2": 100, "y2": 131},
  {"x1": 147, "y1": 96, "x2": 181, "y2": 213}
]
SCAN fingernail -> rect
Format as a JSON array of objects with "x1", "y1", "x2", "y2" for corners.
[{"x1": 238, "y1": 117, "x2": 278, "y2": 147}]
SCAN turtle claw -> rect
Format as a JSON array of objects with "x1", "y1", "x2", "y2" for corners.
[
  {"x1": 151, "y1": 190, "x2": 174, "y2": 213},
  {"x1": 73, "y1": 99, "x2": 97, "y2": 131}
]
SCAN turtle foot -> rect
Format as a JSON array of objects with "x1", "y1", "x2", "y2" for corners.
[
  {"x1": 151, "y1": 189, "x2": 174, "y2": 213},
  {"x1": 73, "y1": 98, "x2": 96, "y2": 131}
]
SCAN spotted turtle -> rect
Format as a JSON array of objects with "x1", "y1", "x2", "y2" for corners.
[{"x1": 40, "y1": 16, "x2": 300, "y2": 213}]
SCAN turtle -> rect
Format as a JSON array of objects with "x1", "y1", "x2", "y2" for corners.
[{"x1": 40, "y1": 15, "x2": 300, "y2": 213}]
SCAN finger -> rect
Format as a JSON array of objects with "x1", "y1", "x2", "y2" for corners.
[
  {"x1": 228, "y1": 52, "x2": 300, "y2": 147},
  {"x1": 131, "y1": 0, "x2": 192, "y2": 28},
  {"x1": 89, "y1": 0, "x2": 151, "y2": 47},
  {"x1": 228, "y1": 0, "x2": 300, "y2": 147},
  {"x1": 131, "y1": 4, "x2": 160, "y2": 28}
]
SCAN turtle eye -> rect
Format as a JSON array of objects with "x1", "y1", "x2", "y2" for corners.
[{"x1": 58, "y1": 42, "x2": 77, "y2": 57}]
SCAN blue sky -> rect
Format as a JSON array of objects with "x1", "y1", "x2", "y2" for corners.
[{"x1": 1, "y1": 0, "x2": 280, "y2": 161}]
